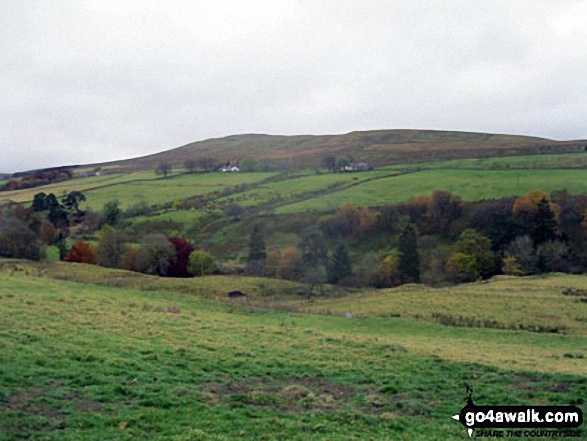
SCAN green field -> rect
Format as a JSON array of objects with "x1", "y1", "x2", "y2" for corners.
[
  {"x1": 276, "y1": 169, "x2": 587, "y2": 214},
  {"x1": 1, "y1": 267, "x2": 585, "y2": 440}
]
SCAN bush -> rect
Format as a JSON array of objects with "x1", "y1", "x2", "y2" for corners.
[
  {"x1": 136, "y1": 234, "x2": 176, "y2": 276},
  {"x1": 188, "y1": 250, "x2": 216, "y2": 276},
  {"x1": 0, "y1": 218, "x2": 43, "y2": 260},
  {"x1": 65, "y1": 241, "x2": 97, "y2": 264}
]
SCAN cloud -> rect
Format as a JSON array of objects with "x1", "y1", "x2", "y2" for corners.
[{"x1": 1, "y1": 0, "x2": 586, "y2": 172}]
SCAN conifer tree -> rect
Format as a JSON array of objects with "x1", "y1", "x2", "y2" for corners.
[
  {"x1": 398, "y1": 224, "x2": 420, "y2": 284},
  {"x1": 532, "y1": 198, "x2": 557, "y2": 245},
  {"x1": 327, "y1": 241, "x2": 352, "y2": 284}
]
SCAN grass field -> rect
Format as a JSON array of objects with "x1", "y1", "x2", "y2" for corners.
[
  {"x1": 1, "y1": 270, "x2": 585, "y2": 440},
  {"x1": 276, "y1": 169, "x2": 587, "y2": 213}
]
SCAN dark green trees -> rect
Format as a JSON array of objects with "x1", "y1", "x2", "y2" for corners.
[
  {"x1": 398, "y1": 224, "x2": 420, "y2": 284},
  {"x1": 246, "y1": 224, "x2": 267, "y2": 276},
  {"x1": 328, "y1": 241, "x2": 352, "y2": 284}
]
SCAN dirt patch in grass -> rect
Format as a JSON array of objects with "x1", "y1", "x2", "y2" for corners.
[{"x1": 200, "y1": 376, "x2": 408, "y2": 416}]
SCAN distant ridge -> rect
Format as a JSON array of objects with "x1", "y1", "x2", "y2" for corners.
[{"x1": 17, "y1": 129, "x2": 587, "y2": 175}]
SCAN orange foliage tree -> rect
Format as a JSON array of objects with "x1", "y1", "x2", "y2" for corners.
[{"x1": 64, "y1": 241, "x2": 97, "y2": 264}]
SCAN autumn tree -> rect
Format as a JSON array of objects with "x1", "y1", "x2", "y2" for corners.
[
  {"x1": 445, "y1": 253, "x2": 477, "y2": 283},
  {"x1": 65, "y1": 241, "x2": 97, "y2": 264},
  {"x1": 39, "y1": 220, "x2": 57, "y2": 245},
  {"x1": 280, "y1": 247, "x2": 303, "y2": 281},
  {"x1": 167, "y1": 237, "x2": 196, "y2": 277},
  {"x1": 370, "y1": 253, "x2": 401, "y2": 288}
]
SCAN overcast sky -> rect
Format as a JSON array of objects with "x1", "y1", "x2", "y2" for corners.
[{"x1": 1, "y1": 1, "x2": 586, "y2": 173}]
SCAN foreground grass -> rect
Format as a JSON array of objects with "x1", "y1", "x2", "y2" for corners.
[{"x1": 0, "y1": 274, "x2": 585, "y2": 440}]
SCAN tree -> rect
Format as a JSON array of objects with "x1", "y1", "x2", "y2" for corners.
[
  {"x1": 97, "y1": 227, "x2": 128, "y2": 268},
  {"x1": 445, "y1": 253, "x2": 477, "y2": 283},
  {"x1": 167, "y1": 237, "x2": 196, "y2": 278},
  {"x1": 369, "y1": 254, "x2": 401, "y2": 288},
  {"x1": 39, "y1": 220, "x2": 57, "y2": 245},
  {"x1": 62, "y1": 191, "x2": 86, "y2": 215},
  {"x1": 156, "y1": 162, "x2": 172, "y2": 178},
  {"x1": 65, "y1": 241, "x2": 97, "y2": 264},
  {"x1": 537, "y1": 240, "x2": 569, "y2": 273},
  {"x1": 280, "y1": 247, "x2": 303, "y2": 281},
  {"x1": 188, "y1": 250, "x2": 216, "y2": 276},
  {"x1": 0, "y1": 218, "x2": 43, "y2": 260},
  {"x1": 241, "y1": 157, "x2": 258, "y2": 172},
  {"x1": 136, "y1": 234, "x2": 176, "y2": 276},
  {"x1": 298, "y1": 227, "x2": 329, "y2": 295},
  {"x1": 398, "y1": 224, "x2": 420, "y2": 284},
  {"x1": 32, "y1": 192, "x2": 48, "y2": 212},
  {"x1": 502, "y1": 256, "x2": 523, "y2": 276},
  {"x1": 102, "y1": 200, "x2": 121, "y2": 226},
  {"x1": 224, "y1": 204, "x2": 245, "y2": 221},
  {"x1": 185, "y1": 159, "x2": 197, "y2": 173},
  {"x1": 327, "y1": 241, "x2": 352, "y2": 284},
  {"x1": 425, "y1": 190, "x2": 462, "y2": 236},
  {"x1": 455, "y1": 229, "x2": 496, "y2": 279},
  {"x1": 197, "y1": 157, "x2": 217, "y2": 172},
  {"x1": 322, "y1": 155, "x2": 336, "y2": 173},
  {"x1": 247, "y1": 225, "x2": 267, "y2": 276},
  {"x1": 506, "y1": 235, "x2": 537, "y2": 275},
  {"x1": 532, "y1": 198, "x2": 557, "y2": 245},
  {"x1": 46, "y1": 194, "x2": 69, "y2": 230}
]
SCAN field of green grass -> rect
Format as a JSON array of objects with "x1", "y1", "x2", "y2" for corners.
[
  {"x1": 276, "y1": 169, "x2": 587, "y2": 213},
  {"x1": 1, "y1": 268, "x2": 585, "y2": 440},
  {"x1": 414, "y1": 152, "x2": 587, "y2": 170}
]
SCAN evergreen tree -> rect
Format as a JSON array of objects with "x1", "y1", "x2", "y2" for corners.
[
  {"x1": 532, "y1": 198, "x2": 557, "y2": 245},
  {"x1": 246, "y1": 225, "x2": 267, "y2": 275},
  {"x1": 398, "y1": 224, "x2": 420, "y2": 284},
  {"x1": 248, "y1": 224, "x2": 267, "y2": 263},
  {"x1": 327, "y1": 241, "x2": 352, "y2": 284}
]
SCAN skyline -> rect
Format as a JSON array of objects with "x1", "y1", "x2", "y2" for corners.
[{"x1": 2, "y1": 1, "x2": 587, "y2": 173}]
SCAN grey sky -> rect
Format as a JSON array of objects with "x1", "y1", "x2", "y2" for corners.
[{"x1": 1, "y1": 0, "x2": 586, "y2": 173}]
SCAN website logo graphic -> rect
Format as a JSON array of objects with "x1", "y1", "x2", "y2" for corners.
[{"x1": 451, "y1": 385, "x2": 583, "y2": 438}]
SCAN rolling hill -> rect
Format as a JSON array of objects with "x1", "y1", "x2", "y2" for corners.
[{"x1": 96, "y1": 129, "x2": 587, "y2": 172}]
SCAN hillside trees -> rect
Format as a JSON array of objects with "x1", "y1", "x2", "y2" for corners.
[
  {"x1": 136, "y1": 234, "x2": 176, "y2": 276},
  {"x1": 97, "y1": 227, "x2": 129, "y2": 268},
  {"x1": 0, "y1": 218, "x2": 43, "y2": 260},
  {"x1": 102, "y1": 200, "x2": 121, "y2": 226},
  {"x1": 65, "y1": 241, "x2": 97, "y2": 264},
  {"x1": 327, "y1": 241, "x2": 352, "y2": 284},
  {"x1": 168, "y1": 237, "x2": 196, "y2": 277},
  {"x1": 156, "y1": 162, "x2": 172, "y2": 178},
  {"x1": 246, "y1": 224, "x2": 267, "y2": 276},
  {"x1": 298, "y1": 227, "x2": 329, "y2": 295},
  {"x1": 188, "y1": 250, "x2": 216, "y2": 276},
  {"x1": 398, "y1": 224, "x2": 420, "y2": 284}
]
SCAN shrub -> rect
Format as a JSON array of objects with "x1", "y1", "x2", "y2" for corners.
[
  {"x1": 0, "y1": 218, "x2": 43, "y2": 261},
  {"x1": 188, "y1": 250, "x2": 216, "y2": 276},
  {"x1": 136, "y1": 234, "x2": 176, "y2": 276},
  {"x1": 65, "y1": 241, "x2": 97, "y2": 264}
]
